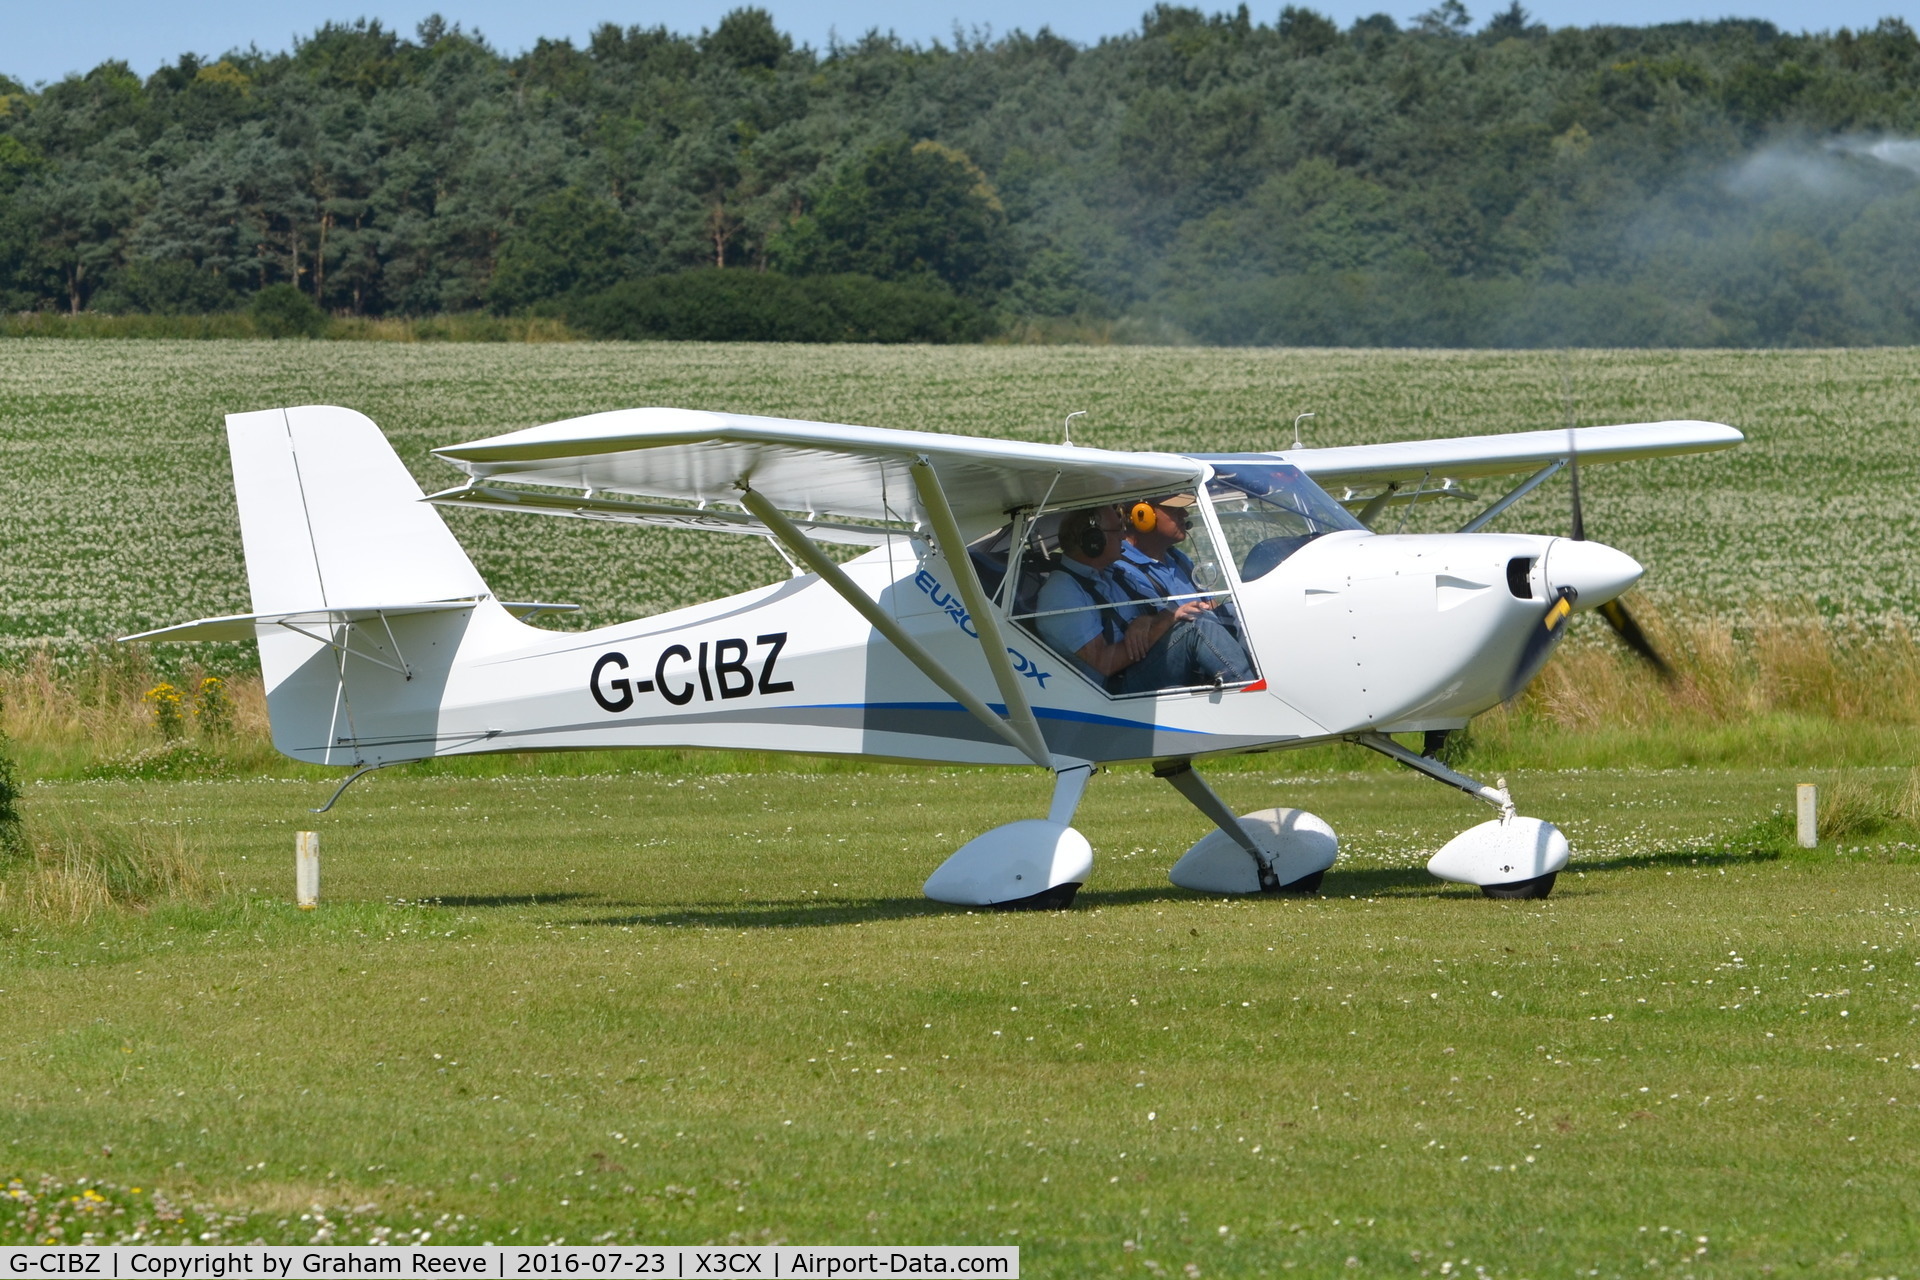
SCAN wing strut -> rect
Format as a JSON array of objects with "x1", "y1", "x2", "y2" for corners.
[
  {"x1": 1457, "y1": 459, "x2": 1565, "y2": 533},
  {"x1": 908, "y1": 457, "x2": 1051, "y2": 766},
  {"x1": 735, "y1": 486, "x2": 1055, "y2": 769}
]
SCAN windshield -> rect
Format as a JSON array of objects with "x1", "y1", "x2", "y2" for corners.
[{"x1": 1204, "y1": 461, "x2": 1366, "y2": 582}]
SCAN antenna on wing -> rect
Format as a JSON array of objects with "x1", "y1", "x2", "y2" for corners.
[
  {"x1": 1062, "y1": 410, "x2": 1086, "y2": 446},
  {"x1": 1291, "y1": 412, "x2": 1315, "y2": 450}
]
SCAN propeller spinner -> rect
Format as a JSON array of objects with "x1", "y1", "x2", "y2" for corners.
[{"x1": 1503, "y1": 433, "x2": 1675, "y2": 698}]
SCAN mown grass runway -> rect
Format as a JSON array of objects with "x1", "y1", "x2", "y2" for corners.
[{"x1": 7, "y1": 762, "x2": 1920, "y2": 1273}]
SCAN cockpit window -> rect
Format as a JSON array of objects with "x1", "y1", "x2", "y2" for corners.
[
  {"x1": 1205, "y1": 462, "x2": 1365, "y2": 582},
  {"x1": 972, "y1": 498, "x2": 1259, "y2": 698}
]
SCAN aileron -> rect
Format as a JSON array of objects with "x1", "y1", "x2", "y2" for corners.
[{"x1": 1280, "y1": 420, "x2": 1743, "y2": 488}]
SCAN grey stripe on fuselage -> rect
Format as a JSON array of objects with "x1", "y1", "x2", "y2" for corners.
[{"x1": 304, "y1": 702, "x2": 1285, "y2": 763}]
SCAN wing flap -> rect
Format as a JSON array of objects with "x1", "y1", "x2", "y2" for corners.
[
  {"x1": 425, "y1": 482, "x2": 899, "y2": 546},
  {"x1": 433, "y1": 408, "x2": 1204, "y2": 538}
]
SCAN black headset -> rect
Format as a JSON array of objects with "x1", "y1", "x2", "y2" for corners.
[
  {"x1": 1078, "y1": 518, "x2": 1109, "y2": 558},
  {"x1": 1064, "y1": 509, "x2": 1113, "y2": 557}
]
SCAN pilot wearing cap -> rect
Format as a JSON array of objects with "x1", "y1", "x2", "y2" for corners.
[
  {"x1": 1113, "y1": 493, "x2": 1253, "y2": 685},
  {"x1": 1115, "y1": 494, "x2": 1207, "y2": 608}
]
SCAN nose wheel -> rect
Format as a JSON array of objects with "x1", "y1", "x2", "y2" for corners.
[
  {"x1": 1481, "y1": 873, "x2": 1558, "y2": 900},
  {"x1": 1355, "y1": 733, "x2": 1571, "y2": 898}
]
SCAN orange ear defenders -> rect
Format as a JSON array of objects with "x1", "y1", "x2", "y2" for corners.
[{"x1": 1129, "y1": 501, "x2": 1157, "y2": 533}]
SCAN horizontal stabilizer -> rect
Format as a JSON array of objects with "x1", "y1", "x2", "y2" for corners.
[{"x1": 122, "y1": 598, "x2": 489, "y2": 644}]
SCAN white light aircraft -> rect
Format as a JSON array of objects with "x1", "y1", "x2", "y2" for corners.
[{"x1": 129, "y1": 406, "x2": 1741, "y2": 906}]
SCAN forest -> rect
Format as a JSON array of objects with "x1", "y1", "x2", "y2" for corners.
[{"x1": 2, "y1": 4, "x2": 1918, "y2": 345}]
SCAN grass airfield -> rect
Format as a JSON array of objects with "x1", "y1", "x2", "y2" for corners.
[
  {"x1": 8, "y1": 760, "x2": 1920, "y2": 1274},
  {"x1": 6, "y1": 338, "x2": 1920, "y2": 1271}
]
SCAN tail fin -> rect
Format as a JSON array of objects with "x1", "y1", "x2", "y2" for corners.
[
  {"x1": 226, "y1": 407, "x2": 497, "y2": 767},
  {"x1": 227, "y1": 406, "x2": 488, "y2": 612}
]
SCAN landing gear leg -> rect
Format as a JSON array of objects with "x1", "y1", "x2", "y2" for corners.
[
  {"x1": 1156, "y1": 759, "x2": 1338, "y2": 895},
  {"x1": 1048, "y1": 762, "x2": 1094, "y2": 825},
  {"x1": 1353, "y1": 732, "x2": 1567, "y2": 898}
]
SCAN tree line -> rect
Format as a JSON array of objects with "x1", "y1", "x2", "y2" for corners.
[{"x1": 2, "y1": 5, "x2": 1918, "y2": 345}]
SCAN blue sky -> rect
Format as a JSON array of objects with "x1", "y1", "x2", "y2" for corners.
[{"x1": 5, "y1": 0, "x2": 1908, "y2": 86}]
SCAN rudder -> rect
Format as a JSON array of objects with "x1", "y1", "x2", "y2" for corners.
[
  {"x1": 225, "y1": 406, "x2": 496, "y2": 766},
  {"x1": 226, "y1": 406, "x2": 488, "y2": 613}
]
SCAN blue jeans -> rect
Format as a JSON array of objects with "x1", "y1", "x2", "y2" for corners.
[{"x1": 1117, "y1": 613, "x2": 1255, "y2": 694}]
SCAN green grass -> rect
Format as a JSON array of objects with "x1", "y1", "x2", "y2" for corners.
[{"x1": 6, "y1": 761, "x2": 1920, "y2": 1273}]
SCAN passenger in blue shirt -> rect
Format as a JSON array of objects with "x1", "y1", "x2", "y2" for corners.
[
  {"x1": 1036, "y1": 505, "x2": 1251, "y2": 693},
  {"x1": 1113, "y1": 494, "x2": 1254, "y2": 686}
]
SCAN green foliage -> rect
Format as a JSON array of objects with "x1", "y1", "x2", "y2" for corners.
[
  {"x1": 1278, "y1": 5, "x2": 1340, "y2": 55},
  {"x1": 770, "y1": 139, "x2": 1014, "y2": 295},
  {"x1": 487, "y1": 187, "x2": 633, "y2": 313},
  {"x1": 247, "y1": 283, "x2": 326, "y2": 337},
  {"x1": 700, "y1": 7, "x2": 791, "y2": 70},
  {"x1": 81, "y1": 743, "x2": 229, "y2": 781},
  {"x1": 1414, "y1": 0, "x2": 1474, "y2": 37},
  {"x1": 141, "y1": 682, "x2": 185, "y2": 739},
  {"x1": 0, "y1": 1177, "x2": 280, "y2": 1248},
  {"x1": 7, "y1": 766, "x2": 1920, "y2": 1262},
  {"x1": 2, "y1": 14, "x2": 1920, "y2": 341},
  {"x1": 6, "y1": 342, "x2": 1920, "y2": 669},
  {"x1": 569, "y1": 269, "x2": 993, "y2": 342},
  {"x1": 0, "y1": 732, "x2": 21, "y2": 860},
  {"x1": 5, "y1": 810, "x2": 206, "y2": 915},
  {"x1": 0, "y1": 310, "x2": 575, "y2": 340},
  {"x1": 191, "y1": 676, "x2": 231, "y2": 738},
  {"x1": 1483, "y1": 2, "x2": 1538, "y2": 39},
  {"x1": 106, "y1": 258, "x2": 239, "y2": 315}
]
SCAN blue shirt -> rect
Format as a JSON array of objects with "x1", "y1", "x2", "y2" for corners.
[
  {"x1": 1115, "y1": 543, "x2": 1199, "y2": 603},
  {"x1": 1035, "y1": 558, "x2": 1144, "y2": 660},
  {"x1": 1116, "y1": 542, "x2": 1240, "y2": 627}
]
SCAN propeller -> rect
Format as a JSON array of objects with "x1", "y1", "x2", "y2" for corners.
[
  {"x1": 1502, "y1": 585, "x2": 1577, "y2": 701},
  {"x1": 1503, "y1": 430, "x2": 1673, "y2": 699},
  {"x1": 1596, "y1": 597, "x2": 1672, "y2": 678},
  {"x1": 1566, "y1": 433, "x2": 1673, "y2": 679}
]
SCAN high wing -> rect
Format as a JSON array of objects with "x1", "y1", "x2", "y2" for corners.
[
  {"x1": 429, "y1": 407, "x2": 1204, "y2": 542},
  {"x1": 433, "y1": 408, "x2": 1209, "y2": 772},
  {"x1": 1274, "y1": 420, "x2": 1743, "y2": 527}
]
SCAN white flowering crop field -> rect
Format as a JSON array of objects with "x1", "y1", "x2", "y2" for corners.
[{"x1": 3, "y1": 340, "x2": 1914, "y2": 664}]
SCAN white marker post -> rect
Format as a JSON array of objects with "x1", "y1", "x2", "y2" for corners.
[
  {"x1": 1796, "y1": 784, "x2": 1818, "y2": 849},
  {"x1": 296, "y1": 831, "x2": 320, "y2": 908}
]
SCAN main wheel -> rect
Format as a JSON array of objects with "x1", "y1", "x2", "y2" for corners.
[
  {"x1": 1168, "y1": 808, "x2": 1338, "y2": 895},
  {"x1": 1276, "y1": 869, "x2": 1325, "y2": 895},
  {"x1": 1481, "y1": 872, "x2": 1556, "y2": 900},
  {"x1": 993, "y1": 882, "x2": 1082, "y2": 911}
]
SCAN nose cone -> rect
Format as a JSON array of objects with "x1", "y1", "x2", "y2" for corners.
[{"x1": 1544, "y1": 538, "x2": 1642, "y2": 609}]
